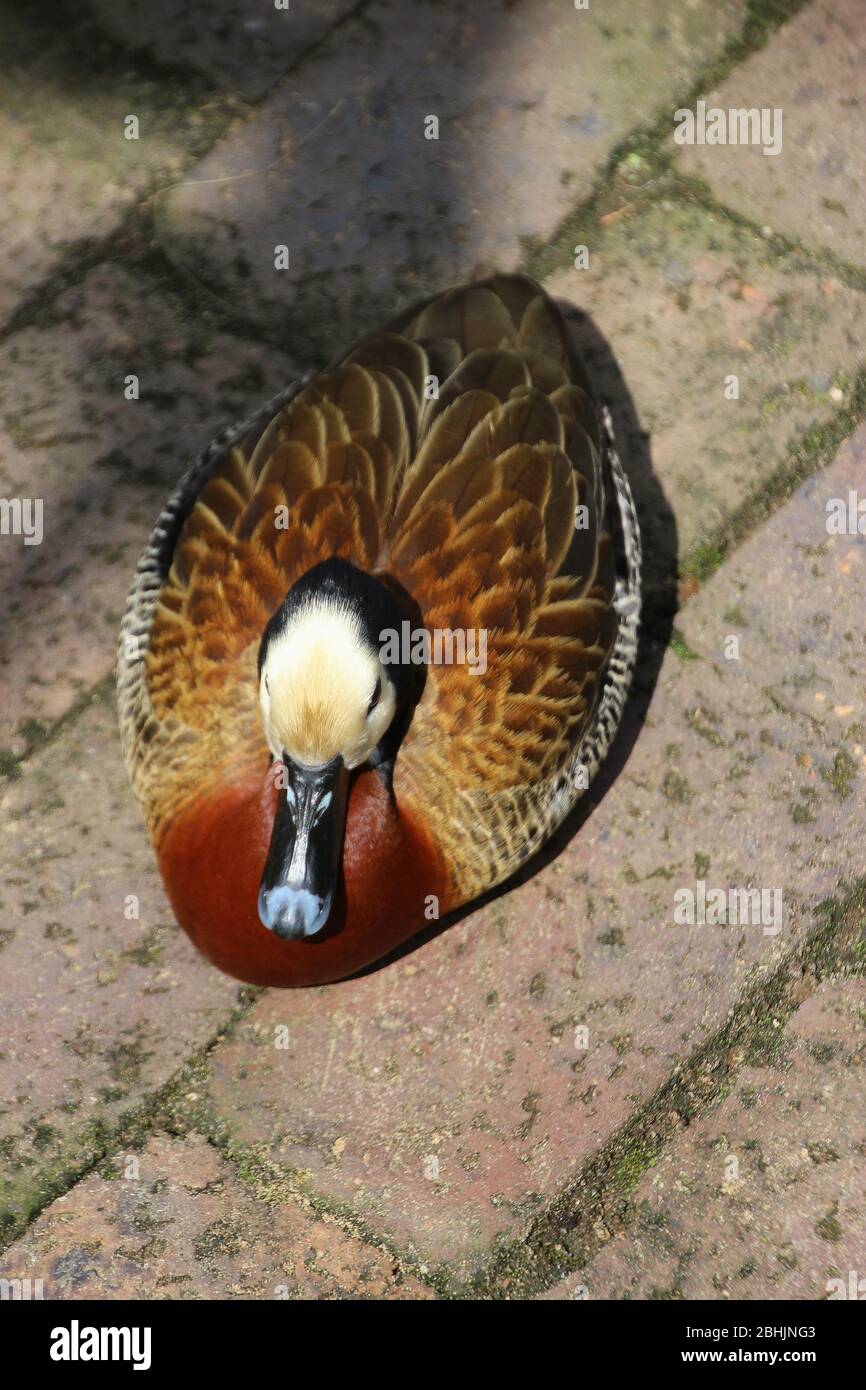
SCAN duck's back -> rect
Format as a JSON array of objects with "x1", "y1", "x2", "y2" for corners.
[{"x1": 118, "y1": 274, "x2": 640, "y2": 982}]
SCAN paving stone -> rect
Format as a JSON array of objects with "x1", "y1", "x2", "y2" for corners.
[
  {"x1": 0, "y1": 262, "x2": 302, "y2": 757},
  {"x1": 87, "y1": 0, "x2": 360, "y2": 102},
  {"x1": 158, "y1": 0, "x2": 747, "y2": 356},
  {"x1": 544, "y1": 199, "x2": 866, "y2": 556},
  {"x1": 0, "y1": 1132, "x2": 430, "y2": 1298},
  {"x1": 0, "y1": 8, "x2": 240, "y2": 324},
  {"x1": 542, "y1": 979, "x2": 866, "y2": 1300},
  {"x1": 200, "y1": 578, "x2": 865, "y2": 1279},
  {"x1": 0, "y1": 699, "x2": 241, "y2": 1241},
  {"x1": 674, "y1": 0, "x2": 866, "y2": 273},
  {"x1": 678, "y1": 423, "x2": 866, "y2": 742}
]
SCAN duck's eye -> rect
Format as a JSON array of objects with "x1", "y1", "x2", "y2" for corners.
[
  {"x1": 367, "y1": 676, "x2": 382, "y2": 716},
  {"x1": 264, "y1": 675, "x2": 270, "y2": 695}
]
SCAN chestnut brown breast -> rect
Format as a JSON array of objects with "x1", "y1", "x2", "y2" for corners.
[{"x1": 157, "y1": 767, "x2": 448, "y2": 986}]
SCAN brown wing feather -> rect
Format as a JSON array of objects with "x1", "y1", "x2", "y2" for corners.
[{"x1": 384, "y1": 279, "x2": 615, "y2": 899}]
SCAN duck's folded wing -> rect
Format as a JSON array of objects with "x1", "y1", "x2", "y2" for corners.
[
  {"x1": 121, "y1": 360, "x2": 420, "y2": 831},
  {"x1": 383, "y1": 277, "x2": 620, "y2": 901}
]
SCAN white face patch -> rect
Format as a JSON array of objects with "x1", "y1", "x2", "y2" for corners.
[{"x1": 259, "y1": 597, "x2": 396, "y2": 769}]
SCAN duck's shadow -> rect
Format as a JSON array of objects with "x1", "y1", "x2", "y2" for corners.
[{"x1": 351, "y1": 306, "x2": 680, "y2": 981}]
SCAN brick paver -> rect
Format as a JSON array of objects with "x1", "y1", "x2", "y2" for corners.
[
  {"x1": 0, "y1": 699, "x2": 240, "y2": 1242},
  {"x1": 0, "y1": 9, "x2": 241, "y2": 326},
  {"x1": 674, "y1": 0, "x2": 866, "y2": 273},
  {"x1": 678, "y1": 422, "x2": 866, "y2": 737},
  {"x1": 87, "y1": 0, "x2": 360, "y2": 101},
  {"x1": 545, "y1": 201, "x2": 865, "y2": 557},
  {"x1": 0, "y1": 1132, "x2": 431, "y2": 1298},
  {"x1": 157, "y1": 0, "x2": 747, "y2": 355},
  {"x1": 541, "y1": 979, "x2": 866, "y2": 1300}
]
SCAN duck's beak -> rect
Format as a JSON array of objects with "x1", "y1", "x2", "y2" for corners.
[{"x1": 258, "y1": 754, "x2": 350, "y2": 940}]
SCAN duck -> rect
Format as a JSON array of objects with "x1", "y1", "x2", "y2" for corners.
[{"x1": 117, "y1": 274, "x2": 641, "y2": 987}]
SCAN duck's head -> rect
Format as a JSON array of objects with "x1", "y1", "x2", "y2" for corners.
[{"x1": 256, "y1": 557, "x2": 420, "y2": 941}]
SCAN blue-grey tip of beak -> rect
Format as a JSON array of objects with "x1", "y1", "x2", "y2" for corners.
[{"x1": 257, "y1": 884, "x2": 331, "y2": 940}]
